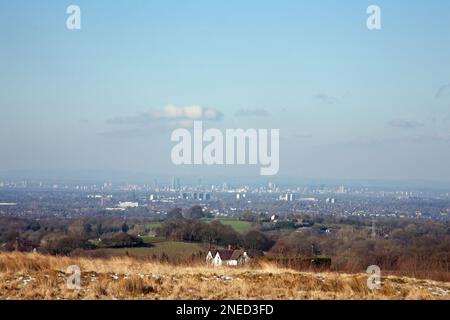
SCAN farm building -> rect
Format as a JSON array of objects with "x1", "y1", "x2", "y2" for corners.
[{"x1": 206, "y1": 246, "x2": 251, "y2": 267}]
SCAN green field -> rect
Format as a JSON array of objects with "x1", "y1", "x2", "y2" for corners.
[
  {"x1": 206, "y1": 218, "x2": 253, "y2": 234},
  {"x1": 140, "y1": 236, "x2": 166, "y2": 244}
]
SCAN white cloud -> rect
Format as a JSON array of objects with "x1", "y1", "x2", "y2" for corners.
[
  {"x1": 107, "y1": 105, "x2": 223, "y2": 129},
  {"x1": 152, "y1": 105, "x2": 223, "y2": 122}
]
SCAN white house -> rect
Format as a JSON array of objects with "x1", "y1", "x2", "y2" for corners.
[{"x1": 206, "y1": 246, "x2": 251, "y2": 267}]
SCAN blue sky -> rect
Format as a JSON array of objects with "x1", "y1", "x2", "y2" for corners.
[{"x1": 1, "y1": 0, "x2": 450, "y2": 182}]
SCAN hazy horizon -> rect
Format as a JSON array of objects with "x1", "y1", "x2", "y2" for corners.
[{"x1": 2, "y1": 168, "x2": 450, "y2": 191}]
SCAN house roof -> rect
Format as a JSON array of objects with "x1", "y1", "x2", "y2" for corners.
[
  {"x1": 230, "y1": 250, "x2": 245, "y2": 260},
  {"x1": 214, "y1": 249, "x2": 246, "y2": 261},
  {"x1": 216, "y1": 250, "x2": 234, "y2": 260}
]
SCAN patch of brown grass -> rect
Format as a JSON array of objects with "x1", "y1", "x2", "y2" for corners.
[{"x1": 0, "y1": 252, "x2": 448, "y2": 300}]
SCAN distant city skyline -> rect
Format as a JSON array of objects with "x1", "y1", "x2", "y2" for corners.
[{"x1": 1, "y1": 1, "x2": 450, "y2": 182}]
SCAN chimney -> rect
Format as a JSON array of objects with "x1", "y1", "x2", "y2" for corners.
[{"x1": 228, "y1": 244, "x2": 233, "y2": 251}]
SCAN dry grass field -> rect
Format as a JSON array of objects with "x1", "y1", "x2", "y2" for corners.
[{"x1": 0, "y1": 252, "x2": 448, "y2": 300}]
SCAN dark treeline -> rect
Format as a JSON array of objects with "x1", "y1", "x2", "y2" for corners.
[
  {"x1": 0, "y1": 215, "x2": 148, "y2": 255},
  {"x1": 267, "y1": 219, "x2": 450, "y2": 281}
]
